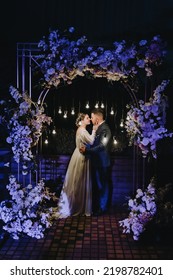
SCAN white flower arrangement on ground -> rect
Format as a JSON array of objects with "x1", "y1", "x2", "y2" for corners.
[
  {"x1": 125, "y1": 80, "x2": 173, "y2": 158},
  {"x1": 119, "y1": 178, "x2": 157, "y2": 240},
  {"x1": 5, "y1": 86, "x2": 52, "y2": 174},
  {"x1": 0, "y1": 175, "x2": 58, "y2": 240}
]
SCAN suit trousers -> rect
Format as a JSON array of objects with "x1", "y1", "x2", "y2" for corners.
[{"x1": 92, "y1": 165, "x2": 111, "y2": 213}]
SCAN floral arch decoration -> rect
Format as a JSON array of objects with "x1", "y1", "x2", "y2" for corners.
[
  {"x1": 35, "y1": 27, "x2": 172, "y2": 158},
  {"x1": 0, "y1": 27, "x2": 173, "y2": 241},
  {"x1": 2, "y1": 26, "x2": 172, "y2": 173},
  {"x1": 1, "y1": 26, "x2": 172, "y2": 173},
  {"x1": 35, "y1": 27, "x2": 166, "y2": 106}
]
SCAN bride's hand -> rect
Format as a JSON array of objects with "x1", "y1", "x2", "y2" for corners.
[
  {"x1": 93, "y1": 124, "x2": 98, "y2": 131},
  {"x1": 79, "y1": 146, "x2": 86, "y2": 153}
]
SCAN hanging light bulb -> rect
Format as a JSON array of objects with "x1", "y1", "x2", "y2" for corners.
[
  {"x1": 120, "y1": 105, "x2": 124, "y2": 127},
  {"x1": 101, "y1": 102, "x2": 104, "y2": 108},
  {"x1": 113, "y1": 136, "x2": 118, "y2": 145},
  {"x1": 85, "y1": 101, "x2": 90, "y2": 109},
  {"x1": 120, "y1": 119, "x2": 124, "y2": 127},
  {"x1": 71, "y1": 107, "x2": 75, "y2": 115},
  {"x1": 126, "y1": 115, "x2": 130, "y2": 121},
  {"x1": 110, "y1": 107, "x2": 114, "y2": 115},
  {"x1": 63, "y1": 111, "x2": 68, "y2": 118},
  {"x1": 44, "y1": 138, "x2": 49, "y2": 144},
  {"x1": 95, "y1": 102, "x2": 99, "y2": 108},
  {"x1": 52, "y1": 127, "x2": 56, "y2": 134},
  {"x1": 58, "y1": 106, "x2": 62, "y2": 114}
]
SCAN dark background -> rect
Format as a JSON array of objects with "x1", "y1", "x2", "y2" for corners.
[{"x1": 1, "y1": 0, "x2": 173, "y2": 90}]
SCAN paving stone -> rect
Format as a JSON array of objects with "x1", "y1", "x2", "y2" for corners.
[{"x1": 0, "y1": 211, "x2": 173, "y2": 259}]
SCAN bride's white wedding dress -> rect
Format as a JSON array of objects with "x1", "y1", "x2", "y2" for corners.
[{"x1": 57, "y1": 128, "x2": 96, "y2": 218}]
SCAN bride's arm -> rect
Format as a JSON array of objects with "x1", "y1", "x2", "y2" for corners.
[{"x1": 81, "y1": 129, "x2": 96, "y2": 145}]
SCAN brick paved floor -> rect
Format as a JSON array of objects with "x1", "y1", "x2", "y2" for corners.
[{"x1": 0, "y1": 209, "x2": 173, "y2": 260}]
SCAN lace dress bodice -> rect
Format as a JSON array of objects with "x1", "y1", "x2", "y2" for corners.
[{"x1": 76, "y1": 128, "x2": 96, "y2": 149}]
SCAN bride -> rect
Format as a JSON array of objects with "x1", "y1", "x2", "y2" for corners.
[{"x1": 57, "y1": 112, "x2": 97, "y2": 217}]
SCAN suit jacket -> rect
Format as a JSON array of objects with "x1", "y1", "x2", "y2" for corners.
[{"x1": 86, "y1": 121, "x2": 112, "y2": 167}]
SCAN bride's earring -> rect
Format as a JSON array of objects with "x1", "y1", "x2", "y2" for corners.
[{"x1": 79, "y1": 121, "x2": 82, "y2": 126}]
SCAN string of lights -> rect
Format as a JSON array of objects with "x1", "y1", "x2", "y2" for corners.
[
  {"x1": 57, "y1": 101, "x2": 117, "y2": 118},
  {"x1": 43, "y1": 99, "x2": 126, "y2": 149}
]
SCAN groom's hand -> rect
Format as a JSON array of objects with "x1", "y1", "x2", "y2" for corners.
[{"x1": 79, "y1": 146, "x2": 86, "y2": 153}]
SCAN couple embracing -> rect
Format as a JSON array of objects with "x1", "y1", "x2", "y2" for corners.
[{"x1": 57, "y1": 108, "x2": 112, "y2": 217}]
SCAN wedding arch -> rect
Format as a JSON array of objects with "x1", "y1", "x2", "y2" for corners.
[
  {"x1": 0, "y1": 27, "x2": 172, "y2": 240},
  {"x1": 15, "y1": 27, "x2": 172, "y2": 170},
  {"x1": 7, "y1": 27, "x2": 171, "y2": 186},
  {"x1": 17, "y1": 28, "x2": 166, "y2": 104}
]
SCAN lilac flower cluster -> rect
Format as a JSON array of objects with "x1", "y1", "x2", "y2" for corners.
[
  {"x1": 125, "y1": 80, "x2": 173, "y2": 158},
  {"x1": 136, "y1": 35, "x2": 167, "y2": 76},
  {"x1": 36, "y1": 28, "x2": 166, "y2": 88},
  {"x1": 119, "y1": 179, "x2": 157, "y2": 240},
  {"x1": 0, "y1": 175, "x2": 58, "y2": 240},
  {"x1": 5, "y1": 86, "x2": 52, "y2": 174}
]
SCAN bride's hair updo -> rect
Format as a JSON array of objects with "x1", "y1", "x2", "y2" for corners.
[{"x1": 75, "y1": 113, "x2": 86, "y2": 127}]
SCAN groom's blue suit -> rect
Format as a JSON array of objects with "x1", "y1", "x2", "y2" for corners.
[{"x1": 85, "y1": 121, "x2": 112, "y2": 214}]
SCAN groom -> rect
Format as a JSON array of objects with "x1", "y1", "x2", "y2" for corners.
[{"x1": 80, "y1": 108, "x2": 112, "y2": 215}]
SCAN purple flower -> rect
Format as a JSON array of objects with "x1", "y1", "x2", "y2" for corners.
[
  {"x1": 69, "y1": 27, "x2": 75, "y2": 33},
  {"x1": 139, "y1": 39, "x2": 147, "y2": 46}
]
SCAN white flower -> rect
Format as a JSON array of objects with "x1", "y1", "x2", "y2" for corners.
[
  {"x1": 136, "y1": 189, "x2": 143, "y2": 198},
  {"x1": 0, "y1": 175, "x2": 58, "y2": 240},
  {"x1": 4, "y1": 87, "x2": 52, "y2": 174},
  {"x1": 125, "y1": 80, "x2": 172, "y2": 159},
  {"x1": 141, "y1": 138, "x2": 149, "y2": 146},
  {"x1": 128, "y1": 199, "x2": 134, "y2": 207},
  {"x1": 119, "y1": 178, "x2": 157, "y2": 240}
]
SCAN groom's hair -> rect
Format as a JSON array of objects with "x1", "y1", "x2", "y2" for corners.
[{"x1": 91, "y1": 108, "x2": 105, "y2": 119}]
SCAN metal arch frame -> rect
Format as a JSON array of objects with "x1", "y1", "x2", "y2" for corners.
[
  {"x1": 16, "y1": 42, "x2": 40, "y2": 96},
  {"x1": 17, "y1": 42, "x2": 51, "y2": 105}
]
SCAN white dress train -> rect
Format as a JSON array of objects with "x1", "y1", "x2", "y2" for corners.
[{"x1": 57, "y1": 128, "x2": 96, "y2": 218}]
